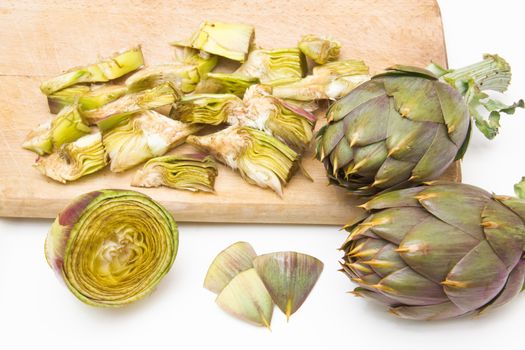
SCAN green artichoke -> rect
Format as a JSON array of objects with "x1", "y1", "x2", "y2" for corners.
[
  {"x1": 45, "y1": 189, "x2": 178, "y2": 307},
  {"x1": 317, "y1": 55, "x2": 522, "y2": 195},
  {"x1": 342, "y1": 182, "x2": 525, "y2": 320}
]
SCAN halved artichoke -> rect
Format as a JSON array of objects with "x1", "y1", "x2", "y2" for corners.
[
  {"x1": 131, "y1": 154, "x2": 218, "y2": 192},
  {"x1": 45, "y1": 189, "x2": 178, "y2": 307},
  {"x1": 102, "y1": 110, "x2": 201, "y2": 172},
  {"x1": 171, "y1": 93, "x2": 243, "y2": 125},
  {"x1": 34, "y1": 132, "x2": 108, "y2": 183},
  {"x1": 40, "y1": 46, "x2": 144, "y2": 95},
  {"x1": 186, "y1": 126, "x2": 299, "y2": 196}
]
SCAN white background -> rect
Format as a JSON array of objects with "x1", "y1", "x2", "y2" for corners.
[{"x1": 1, "y1": 1, "x2": 524, "y2": 349}]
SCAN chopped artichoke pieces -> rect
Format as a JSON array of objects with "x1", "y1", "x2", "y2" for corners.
[
  {"x1": 102, "y1": 110, "x2": 201, "y2": 172},
  {"x1": 176, "y1": 49, "x2": 218, "y2": 78},
  {"x1": 84, "y1": 82, "x2": 182, "y2": 127},
  {"x1": 172, "y1": 21, "x2": 254, "y2": 62},
  {"x1": 272, "y1": 59, "x2": 370, "y2": 101},
  {"x1": 186, "y1": 126, "x2": 299, "y2": 196},
  {"x1": 131, "y1": 154, "x2": 218, "y2": 192},
  {"x1": 34, "y1": 132, "x2": 108, "y2": 183},
  {"x1": 22, "y1": 105, "x2": 92, "y2": 155},
  {"x1": 235, "y1": 48, "x2": 306, "y2": 85},
  {"x1": 170, "y1": 93, "x2": 243, "y2": 125},
  {"x1": 195, "y1": 72, "x2": 259, "y2": 97},
  {"x1": 40, "y1": 46, "x2": 144, "y2": 95},
  {"x1": 47, "y1": 84, "x2": 128, "y2": 114},
  {"x1": 298, "y1": 34, "x2": 341, "y2": 65}
]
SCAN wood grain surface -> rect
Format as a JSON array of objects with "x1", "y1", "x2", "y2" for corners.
[{"x1": 0, "y1": 0, "x2": 459, "y2": 224}]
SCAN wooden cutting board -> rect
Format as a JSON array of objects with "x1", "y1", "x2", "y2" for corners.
[{"x1": 0, "y1": 0, "x2": 459, "y2": 224}]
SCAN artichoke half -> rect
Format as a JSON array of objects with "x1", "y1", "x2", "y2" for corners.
[
  {"x1": 342, "y1": 182, "x2": 525, "y2": 320},
  {"x1": 45, "y1": 189, "x2": 178, "y2": 307}
]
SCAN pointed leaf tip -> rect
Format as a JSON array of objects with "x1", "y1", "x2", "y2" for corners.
[
  {"x1": 204, "y1": 241, "x2": 257, "y2": 294},
  {"x1": 253, "y1": 251, "x2": 324, "y2": 320},
  {"x1": 215, "y1": 268, "x2": 274, "y2": 328}
]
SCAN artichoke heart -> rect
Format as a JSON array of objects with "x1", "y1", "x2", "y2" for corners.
[
  {"x1": 342, "y1": 182, "x2": 525, "y2": 320},
  {"x1": 298, "y1": 34, "x2": 341, "y2": 65},
  {"x1": 40, "y1": 46, "x2": 144, "y2": 95},
  {"x1": 34, "y1": 132, "x2": 108, "y2": 183},
  {"x1": 235, "y1": 48, "x2": 306, "y2": 85},
  {"x1": 84, "y1": 82, "x2": 182, "y2": 127},
  {"x1": 131, "y1": 154, "x2": 218, "y2": 193},
  {"x1": 170, "y1": 93, "x2": 243, "y2": 125},
  {"x1": 103, "y1": 110, "x2": 201, "y2": 172},
  {"x1": 272, "y1": 59, "x2": 370, "y2": 101},
  {"x1": 47, "y1": 84, "x2": 128, "y2": 114},
  {"x1": 186, "y1": 126, "x2": 299, "y2": 196},
  {"x1": 45, "y1": 189, "x2": 178, "y2": 307},
  {"x1": 172, "y1": 21, "x2": 254, "y2": 62},
  {"x1": 22, "y1": 104, "x2": 92, "y2": 155}
]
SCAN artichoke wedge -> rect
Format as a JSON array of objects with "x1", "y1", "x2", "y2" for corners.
[
  {"x1": 342, "y1": 182, "x2": 525, "y2": 320},
  {"x1": 103, "y1": 110, "x2": 201, "y2": 172},
  {"x1": 298, "y1": 34, "x2": 341, "y2": 65},
  {"x1": 186, "y1": 126, "x2": 299, "y2": 196},
  {"x1": 84, "y1": 82, "x2": 182, "y2": 127},
  {"x1": 40, "y1": 46, "x2": 144, "y2": 95},
  {"x1": 131, "y1": 154, "x2": 218, "y2": 193},
  {"x1": 235, "y1": 48, "x2": 306, "y2": 85},
  {"x1": 22, "y1": 104, "x2": 92, "y2": 155},
  {"x1": 171, "y1": 93, "x2": 243, "y2": 125},
  {"x1": 272, "y1": 59, "x2": 370, "y2": 101},
  {"x1": 47, "y1": 84, "x2": 128, "y2": 114},
  {"x1": 172, "y1": 21, "x2": 254, "y2": 62},
  {"x1": 195, "y1": 72, "x2": 259, "y2": 97},
  {"x1": 45, "y1": 189, "x2": 178, "y2": 307},
  {"x1": 34, "y1": 132, "x2": 108, "y2": 183}
]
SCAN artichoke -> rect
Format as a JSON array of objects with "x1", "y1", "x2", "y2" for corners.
[
  {"x1": 45, "y1": 189, "x2": 178, "y2": 306},
  {"x1": 317, "y1": 55, "x2": 522, "y2": 195},
  {"x1": 341, "y1": 182, "x2": 525, "y2": 320},
  {"x1": 47, "y1": 84, "x2": 127, "y2": 114},
  {"x1": 298, "y1": 34, "x2": 341, "y2": 65},
  {"x1": 196, "y1": 72, "x2": 259, "y2": 97}
]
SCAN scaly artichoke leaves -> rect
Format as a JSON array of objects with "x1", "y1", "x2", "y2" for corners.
[
  {"x1": 40, "y1": 46, "x2": 144, "y2": 95},
  {"x1": 186, "y1": 126, "x2": 299, "y2": 196},
  {"x1": 428, "y1": 54, "x2": 524, "y2": 139},
  {"x1": 131, "y1": 154, "x2": 218, "y2": 193},
  {"x1": 45, "y1": 189, "x2": 178, "y2": 307}
]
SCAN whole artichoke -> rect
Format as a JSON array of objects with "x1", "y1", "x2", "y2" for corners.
[
  {"x1": 342, "y1": 182, "x2": 525, "y2": 320},
  {"x1": 317, "y1": 55, "x2": 522, "y2": 195}
]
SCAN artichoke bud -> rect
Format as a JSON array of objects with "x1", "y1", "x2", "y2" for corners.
[
  {"x1": 85, "y1": 82, "x2": 182, "y2": 127},
  {"x1": 272, "y1": 59, "x2": 370, "y2": 101},
  {"x1": 298, "y1": 34, "x2": 341, "y2": 65},
  {"x1": 235, "y1": 48, "x2": 306, "y2": 85},
  {"x1": 23, "y1": 104, "x2": 92, "y2": 155},
  {"x1": 170, "y1": 93, "x2": 243, "y2": 125},
  {"x1": 34, "y1": 132, "x2": 108, "y2": 183},
  {"x1": 196, "y1": 72, "x2": 259, "y2": 97},
  {"x1": 47, "y1": 84, "x2": 128, "y2": 114},
  {"x1": 102, "y1": 110, "x2": 201, "y2": 172},
  {"x1": 45, "y1": 189, "x2": 178, "y2": 306},
  {"x1": 40, "y1": 46, "x2": 144, "y2": 95},
  {"x1": 131, "y1": 154, "x2": 218, "y2": 193},
  {"x1": 172, "y1": 21, "x2": 254, "y2": 62},
  {"x1": 186, "y1": 126, "x2": 299, "y2": 196}
]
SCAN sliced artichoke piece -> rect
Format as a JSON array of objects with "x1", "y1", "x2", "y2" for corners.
[
  {"x1": 235, "y1": 48, "x2": 306, "y2": 85},
  {"x1": 131, "y1": 154, "x2": 218, "y2": 192},
  {"x1": 186, "y1": 126, "x2": 299, "y2": 196},
  {"x1": 272, "y1": 59, "x2": 370, "y2": 101},
  {"x1": 46, "y1": 85, "x2": 90, "y2": 114},
  {"x1": 172, "y1": 21, "x2": 254, "y2": 62},
  {"x1": 40, "y1": 46, "x2": 144, "y2": 95},
  {"x1": 204, "y1": 241, "x2": 258, "y2": 294},
  {"x1": 34, "y1": 132, "x2": 108, "y2": 183},
  {"x1": 175, "y1": 48, "x2": 218, "y2": 77},
  {"x1": 195, "y1": 72, "x2": 259, "y2": 97},
  {"x1": 47, "y1": 84, "x2": 128, "y2": 114},
  {"x1": 22, "y1": 105, "x2": 92, "y2": 155},
  {"x1": 84, "y1": 82, "x2": 182, "y2": 127},
  {"x1": 170, "y1": 93, "x2": 243, "y2": 125},
  {"x1": 253, "y1": 251, "x2": 324, "y2": 320},
  {"x1": 215, "y1": 268, "x2": 273, "y2": 328},
  {"x1": 45, "y1": 189, "x2": 178, "y2": 307},
  {"x1": 298, "y1": 34, "x2": 341, "y2": 65},
  {"x1": 102, "y1": 110, "x2": 201, "y2": 172}
]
